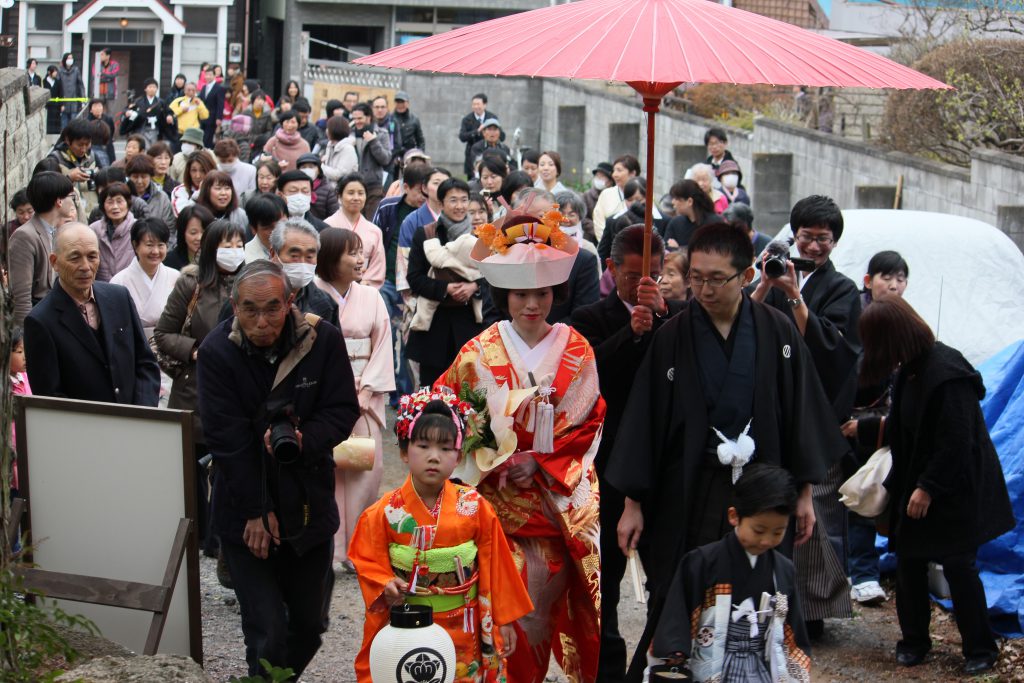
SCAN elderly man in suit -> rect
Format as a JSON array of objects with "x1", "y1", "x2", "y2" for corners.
[
  {"x1": 24, "y1": 223, "x2": 160, "y2": 406},
  {"x1": 570, "y1": 225, "x2": 683, "y2": 683},
  {"x1": 9, "y1": 171, "x2": 74, "y2": 326}
]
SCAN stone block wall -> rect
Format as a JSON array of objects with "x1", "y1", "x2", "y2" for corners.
[{"x1": 0, "y1": 68, "x2": 50, "y2": 225}]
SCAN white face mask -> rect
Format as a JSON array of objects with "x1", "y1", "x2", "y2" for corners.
[
  {"x1": 301, "y1": 167, "x2": 319, "y2": 181},
  {"x1": 721, "y1": 173, "x2": 740, "y2": 190},
  {"x1": 66, "y1": 58, "x2": 74, "y2": 67},
  {"x1": 180, "y1": 143, "x2": 197, "y2": 155},
  {"x1": 281, "y1": 261, "x2": 317, "y2": 289},
  {"x1": 218, "y1": 161, "x2": 237, "y2": 173},
  {"x1": 285, "y1": 193, "x2": 311, "y2": 217},
  {"x1": 215, "y1": 247, "x2": 245, "y2": 271},
  {"x1": 592, "y1": 176, "x2": 608, "y2": 191}
]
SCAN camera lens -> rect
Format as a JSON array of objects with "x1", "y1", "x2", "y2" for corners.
[
  {"x1": 270, "y1": 420, "x2": 300, "y2": 464},
  {"x1": 764, "y1": 256, "x2": 787, "y2": 279}
]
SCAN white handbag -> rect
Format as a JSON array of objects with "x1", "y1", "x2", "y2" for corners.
[{"x1": 838, "y1": 446, "x2": 892, "y2": 518}]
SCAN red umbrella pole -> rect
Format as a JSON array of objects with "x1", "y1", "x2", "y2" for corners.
[{"x1": 641, "y1": 97, "x2": 660, "y2": 278}]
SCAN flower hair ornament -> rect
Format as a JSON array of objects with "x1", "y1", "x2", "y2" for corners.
[
  {"x1": 471, "y1": 205, "x2": 579, "y2": 290},
  {"x1": 394, "y1": 387, "x2": 476, "y2": 450}
]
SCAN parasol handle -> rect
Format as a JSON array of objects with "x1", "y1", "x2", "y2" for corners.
[{"x1": 641, "y1": 97, "x2": 660, "y2": 278}]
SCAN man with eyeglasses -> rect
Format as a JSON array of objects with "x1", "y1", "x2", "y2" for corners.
[
  {"x1": 571, "y1": 224, "x2": 684, "y2": 683},
  {"x1": 750, "y1": 194, "x2": 862, "y2": 638},
  {"x1": 605, "y1": 222, "x2": 847, "y2": 681},
  {"x1": 197, "y1": 260, "x2": 358, "y2": 678}
]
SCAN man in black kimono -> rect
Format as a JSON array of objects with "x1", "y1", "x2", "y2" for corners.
[
  {"x1": 571, "y1": 226, "x2": 685, "y2": 683},
  {"x1": 751, "y1": 195, "x2": 861, "y2": 632},
  {"x1": 750, "y1": 195, "x2": 861, "y2": 420},
  {"x1": 606, "y1": 223, "x2": 847, "y2": 682}
]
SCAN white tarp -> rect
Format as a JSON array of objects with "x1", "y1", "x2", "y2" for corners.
[{"x1": 775, "y1": 210, "x2": 1024, "y2": 365}]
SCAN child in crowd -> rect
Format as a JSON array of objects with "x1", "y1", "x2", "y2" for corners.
[
  {"x1": 653, "y1": 464, "x2": 811, "y2": 682},
  {"x1": 9, "y1": 327, "x2": 30, "y2": 495},
  {"x1": 350, "y1": 390, "x2": 533, "y2": 682}
]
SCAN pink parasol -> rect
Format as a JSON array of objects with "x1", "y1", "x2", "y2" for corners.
[{"x1": 355, "y1": 0, "x2": 949, "y2": 274}]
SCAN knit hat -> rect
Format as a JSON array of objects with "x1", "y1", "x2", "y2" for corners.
[
  {"x1": 179, "y1": 127, "x2": 204, "y2": 147},
  {"x1": 296, "y1": 153, "x2": 321, "y2": 168}
]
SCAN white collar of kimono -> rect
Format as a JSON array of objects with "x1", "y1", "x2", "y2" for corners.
[
  {"x1": 129, "y1": 257, "x2": 157, "y2": 290},
  {"x1": 498, "y1": 320, "x2": 567, "y2": 375},
  {"x1": 798, "y1": 266, "x2": 816, "y2": 292}
]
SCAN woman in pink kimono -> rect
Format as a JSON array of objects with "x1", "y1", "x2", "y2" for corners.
[
  {"x1": 324, "y1": 173, "x2": 386, "y2": 289},
  {"x1": 315, "y1": 227, "x2": 395, "y2": 572}
]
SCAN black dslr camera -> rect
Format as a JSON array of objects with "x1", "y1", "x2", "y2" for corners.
[
  {"x1": 757, "y1": 238, "x2": 815, "y2": 278},
  {"x1": 266, "y1": 398, "x2": 301, "y2": 465}
]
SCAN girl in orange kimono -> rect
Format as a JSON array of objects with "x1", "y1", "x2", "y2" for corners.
[
  {"x1": 350, "y1": 391, "x2": 533, "y2": 682},
  {"x1": 434, "y1": 206, "x2": 607, "y2": 683}
]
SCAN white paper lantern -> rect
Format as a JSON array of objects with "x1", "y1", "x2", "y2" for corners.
[{"x1": 369, "y1": 604, "x2": 457, "y2": 683}]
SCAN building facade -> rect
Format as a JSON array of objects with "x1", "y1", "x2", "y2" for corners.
[{"x1": 3, "y1": 0, "x2": 248, "y2": 109}]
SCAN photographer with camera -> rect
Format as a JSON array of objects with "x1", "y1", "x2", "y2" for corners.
[
  {"x1": 197, "y1": 260, "x2": 359, "y2": 678},
  {"x1": 750, "y1": 194, "x2": 862, "y2": 638},
  {"x1": 49, "y1": 118, "x2": 99, "y2": 213}
]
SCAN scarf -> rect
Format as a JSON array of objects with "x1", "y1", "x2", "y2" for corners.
[
  {"x1": 274, "y1": 128, "x2": 303, "y2": 147},
  {"x1": 438, "y1": 212, "x2": 473, "y2": 241}
]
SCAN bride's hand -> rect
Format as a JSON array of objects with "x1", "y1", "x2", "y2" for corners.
[{"x1": 507, "y1": 452, "x2": 539, "y2": 487}]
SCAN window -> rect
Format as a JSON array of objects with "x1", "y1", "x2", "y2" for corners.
[
  {"x1": 395, "y1": 7, "x2": 433, "y2": 23},
  {"x1": 182, "y1": 7, "x2": 218, "y2": 34},
  {"x1": 91, "y1": 28, "x2": 156, "y2": 44},
  {"x1": 32, "y1": 4, "x2": 64, "y2": 32}
]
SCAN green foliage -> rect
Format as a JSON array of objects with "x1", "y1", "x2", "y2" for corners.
[
  {"x1": 882, "y1": 39, "x2": 1024, "y2": 166},
  {"x1": 0, "y1": 565, "x2": 98, "y2": 681},
  {"x1": 228, "y1": 658, "x2": 296, "y2": 682},
  {"x1": 457, "y1": 382, "x2": 495, "y2": 455}
]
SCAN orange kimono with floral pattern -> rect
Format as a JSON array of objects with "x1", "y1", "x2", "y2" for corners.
[
  {"x1": 351, "y1": 476, "x2": 533, "y2": 682},
  {"x1": 435, "y1": 321, "x2": 606, "y2": 683}
]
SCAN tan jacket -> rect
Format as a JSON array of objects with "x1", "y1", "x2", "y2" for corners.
[{"x1": 9, "y1": 215, "x2": 55, "y2": 326}]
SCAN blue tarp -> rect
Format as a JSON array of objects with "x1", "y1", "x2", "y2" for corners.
[
  {"x1": 878, "y1": 340, "x2": 1024, "y2": 637},
  {"x1": 974, "y1": 339, "x2": 1024, "y2": 637}
]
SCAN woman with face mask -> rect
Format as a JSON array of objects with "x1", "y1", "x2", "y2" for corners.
[
  {"x1": 57, "y1": 52, "x2": 85, "y2": 130},
  {"x1": 154, "y1": 218, "x2": 247, "y2": 558},
  {"x1": 715, "y1": 160, "x2": 751, "y2": 207},
  {"x1": 314, "y1": 227, "x2": 395, "y2": 572},
  {"x1": 324, "y1": 174, "x2": 386, "y2": 288},
  {"x1": 296, "y1": 153, "x2": 339, "y2": 221}
]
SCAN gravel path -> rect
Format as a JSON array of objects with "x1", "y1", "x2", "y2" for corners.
[{"x1": 198, "y1": 417, "x2": 1015, "y2": 682}]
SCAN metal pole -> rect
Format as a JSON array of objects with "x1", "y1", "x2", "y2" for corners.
[{"x1": 641, "y1": 97, "x2": 659, "y2": 278}]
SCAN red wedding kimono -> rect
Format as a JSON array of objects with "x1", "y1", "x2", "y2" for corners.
[
  {"x1": 351, "y1": 476, "x2": 533, "y2": 682},
  {"x1": 435, "y1": 321, "x2": 606, "y2": 683}
]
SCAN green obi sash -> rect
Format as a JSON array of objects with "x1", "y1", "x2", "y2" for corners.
[{"x1": 389, "y1": 540, "x2": 479, "y2": 613}]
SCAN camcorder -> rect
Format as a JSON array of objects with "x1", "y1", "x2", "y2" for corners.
[{"x1": 757, "y1": 238, "x2": 815, "y2": 279}]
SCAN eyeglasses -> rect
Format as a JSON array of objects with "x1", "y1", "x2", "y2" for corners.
[
  {"x1": 237, "y1": 303, "x2": 285, "y2": 320},
  {"x1": 687, "y1": 272, "x2": 743, "y2": 289},
  {"x1": 795, "y1": 233, "x2": 834, "y2": 246},
  {"x1": 620, "y1": 271, "x2": 662, "y2": 284}
]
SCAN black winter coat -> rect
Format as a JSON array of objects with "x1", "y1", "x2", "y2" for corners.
[
  {"x1": 198, "y1": 310, "x2": 358, "y2": 554},
  {"x1": 886, "y1": 342, "x2": 1014, "y2": 558}
]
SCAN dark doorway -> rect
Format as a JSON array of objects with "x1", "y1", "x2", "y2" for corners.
[{"x1": 97, "y1": 46, "x2": 155, "y2": 115}]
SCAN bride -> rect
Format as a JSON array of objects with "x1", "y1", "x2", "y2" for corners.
[{"x1": 434, "y1": 206, "x2": 605, "y2": 683}]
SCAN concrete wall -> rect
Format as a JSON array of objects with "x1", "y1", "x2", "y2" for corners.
[
  {"x1": 299, "y1": 66, "x2": 1023, "y2": 248},
  {"x1": 754, "y1": 118, "x2": 1024, "y2": 238},
  {"x1": 538, "y1": 80, "x2": 754, "y2": 195},
  {"x1": 0, "y1": 69, "x2": 51, "y2": 224}
]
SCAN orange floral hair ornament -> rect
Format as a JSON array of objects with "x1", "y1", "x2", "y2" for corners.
[{"x1": 470, "y1": 204, "x2": 580, "y2": 290}]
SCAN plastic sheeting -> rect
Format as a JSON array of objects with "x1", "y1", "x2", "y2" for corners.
[
  {"x1": 975, "y1": 340, "x2": 1024, "y2": 637},
  {"x1": 775, "y1": 210, "x2": 1024, "y2": 365}
]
